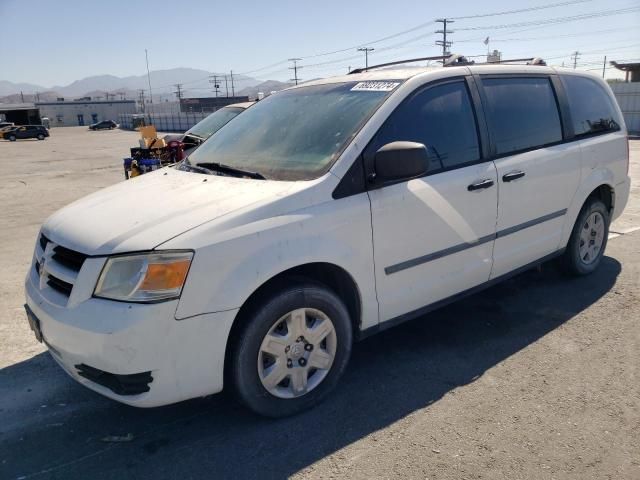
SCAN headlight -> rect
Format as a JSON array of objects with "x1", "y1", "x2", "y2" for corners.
[{"x1": 94, "y1": 251, "x2": 193, "y2": 302}]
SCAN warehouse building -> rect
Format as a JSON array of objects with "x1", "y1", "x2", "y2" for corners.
[
  {"x1": 180, "y1": 96, "x2": 249, "y2": 113},
  {"x1": 0, "y1": 103, "x2": 41, "y2": 125},
  {"x1": 35, "y1": 99, "x2": 137, "y2": 127},
  {"x1": 611, "y1": 61, "x2": 640, "y2": 134}
]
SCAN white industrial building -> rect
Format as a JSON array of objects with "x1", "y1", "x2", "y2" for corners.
[{"x1": 35, "y1": 99, "x2": 136, "y2": 127}]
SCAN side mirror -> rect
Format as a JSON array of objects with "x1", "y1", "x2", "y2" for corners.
[{"x1": 373, "y1": 141, "x2": 430, "y2": 184}]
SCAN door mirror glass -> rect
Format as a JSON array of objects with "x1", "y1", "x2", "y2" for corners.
[{"x1": 373, "y1": 141, "x2": 430, "y2": 183}]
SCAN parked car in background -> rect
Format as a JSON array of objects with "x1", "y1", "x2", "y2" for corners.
[
  {"x1": 3, "y1": 125, "x2": 49, "y2": 141},
  {"x1": 89, "y1": 120, "x2": 118, "y2": 130},
  {"x1": 164, "y1": 102, "x2": 254, "y2": 155},
  {"x1": 0, "y1": 121, "x2": 15, "y2": 134},
  {"x1": 25, "y1": 65, "x2": 629, "y2": 417}
]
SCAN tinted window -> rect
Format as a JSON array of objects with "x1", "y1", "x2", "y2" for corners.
[
  {"x1": 367, "y1": 81, "x2": 480, "y2": 172},
  {"x1": 561, "y1": 75, "x2": 621, "y2": 137},
  {"x1": 483, "y1": 77, "x2": 562, "y2": 155}
]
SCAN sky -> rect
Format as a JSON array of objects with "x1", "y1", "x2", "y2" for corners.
[{"x1": 1, "y1": 0, "x2": 639, "y2": 89}]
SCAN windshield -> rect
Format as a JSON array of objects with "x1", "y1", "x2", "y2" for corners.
[
  {"x1": 187, "y1": 107, "x2": 244, "y2": 139},
  {"x1": 185, "y1": 82, "x2": 396, "y2": 180}
]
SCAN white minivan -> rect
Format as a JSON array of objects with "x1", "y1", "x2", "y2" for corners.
[{"x1": 25, "y1": 62, "x2": 630, "y2": 417}]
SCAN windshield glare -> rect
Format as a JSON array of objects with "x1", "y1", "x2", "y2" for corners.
[
  {"x1": 187, "y1": 107, "x2": 244, "y2": 139},
  {"x1": 186, "y1": 82, "x2": 394, "y2": 180}
]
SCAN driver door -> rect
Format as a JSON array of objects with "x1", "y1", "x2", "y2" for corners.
[{"x1": 365, "y1": 78, "x2": 498, "y2": 322}]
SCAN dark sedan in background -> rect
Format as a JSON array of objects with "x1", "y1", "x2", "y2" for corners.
[{"x1": 89, "y1": 120, "x2": 118, "y2": 130}]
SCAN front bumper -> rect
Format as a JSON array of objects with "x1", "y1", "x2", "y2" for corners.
[{"x1": 25, "y1": 265, "x2": 238, "y2": 407}]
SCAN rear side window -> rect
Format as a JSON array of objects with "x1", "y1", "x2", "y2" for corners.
[
  {"x1": 560, "y1": 75, "x2": 622, "y2": 137},
  {"x1": 367, "y1": 80, "x2": 480, "y2": 173},
  {"x1": 482, "y1": 77, "x2": 562, "y2": 155}
]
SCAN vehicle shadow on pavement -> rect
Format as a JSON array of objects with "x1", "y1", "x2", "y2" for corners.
[{"x1": 0, "y1": 257, "x2": 621, "y2": 480}]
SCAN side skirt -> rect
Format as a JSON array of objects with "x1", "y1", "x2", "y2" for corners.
[{"x1": 357, "y1": 249, "x2": 565, "y2": 341}]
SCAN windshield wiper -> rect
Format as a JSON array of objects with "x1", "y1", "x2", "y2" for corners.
[{"x1": 196, "y1": 162, "x2": 266, "y2": 180}]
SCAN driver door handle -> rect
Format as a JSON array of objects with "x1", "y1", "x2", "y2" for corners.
[{"x1": 467, "y1": 179, "x2": 495, "y2": 191}]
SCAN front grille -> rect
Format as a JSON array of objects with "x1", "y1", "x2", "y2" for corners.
[
  {"x1": 75, "y1": 364, "x2": 153, "y2": 396},
  {"x1": 47, "y1": 275, "x2": 73, "y2": 296},
  {"x1": 52, "y1": 245, "x2": 88, "y2": 272},
  {"x1": 35, "y1": 235, "x2": 88, "y2": 304},
  {"x1": 39, "y1": 234, "x2": 50, "y2": 251}
]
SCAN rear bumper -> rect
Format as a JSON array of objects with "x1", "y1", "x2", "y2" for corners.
[
  {"x1": 612, "y1": 175, "x2": 631, "y2": 222},
  {"x1": 25, "y1": 267, "x2": 238, "y2": 407}
]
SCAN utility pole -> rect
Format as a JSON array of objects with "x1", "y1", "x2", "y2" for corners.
[
  {"x1": 224, "y1": 74, "x2": 229, "y2": 97},
  {"x1": 602, "y1": 55, "x2": 607, "y2": 79},
  {"x1": 209, "y1": 75, "x2": 221, "y2": 97},
  {"x1": 289, "y1": 58, "x2": 303, "y2": 85},
  {"x1": 348, "y1": 66, "x2": 351, "y2": 73},
  {"x1": 436, "y1": 18, "x2": 454, "y2": 63},
  {"x1": 145, "y1": 49, "x2": 153, "y2": 104},
  {"x1": 230, "y1": 70, "x2": 235, "y2": 97},
  {"x1": 35, "y1": 92, "x2": 40, "y2": 102},
  {"x1": 20, "y1": 91, "x2": 24, "y2": 103},
  {"x1": 357, "y1": 47, "x2": 374, "y2": 70},
  {"x1": 174, "y1": 84, "x2": 183, "y2": 100},
  {"x1": 138, "y1": 89, "x2": 146, "y2": 113},
  {"x1": 571, "y1": 51, "x2": 580, "y2": 69}
]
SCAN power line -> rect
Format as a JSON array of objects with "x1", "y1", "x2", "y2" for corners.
[
  {"x1": 450, "y1": 0, "x2": 591, "y2": 20},
  {"x1": 456, "y1": 26, "x2": 638, "y2": 43},
  {"x1": 455, "y1": 6, "x2": 640, "y2": 31}
]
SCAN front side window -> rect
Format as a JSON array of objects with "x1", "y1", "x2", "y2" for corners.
[
  {"x1": 366, "y1": 80, "x2": 481, "y2": 173},
  {"x1": 482, "y1": 77, "x2": 562, "y2": 155},
  {"x1": 186, "y1": 82, "x2": 395, "y2": 180},
  {"x1": 560, "y1": 75, "x2": 622, "y2": 137}
]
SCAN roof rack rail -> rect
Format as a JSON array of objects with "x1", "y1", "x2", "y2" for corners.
[
  {"x1": 348, "y1": 55, "x2": 449, "y2": 74},
  {"x1": 348, "y1": 54, "x2": 547, "y2": 74}
]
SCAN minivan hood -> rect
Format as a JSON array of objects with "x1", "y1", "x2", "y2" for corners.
[{"x1": 43, "y1": 168, "x2": 303, "y2": 255}]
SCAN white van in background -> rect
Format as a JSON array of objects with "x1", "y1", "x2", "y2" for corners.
[{"x1": 25, "y1": 62, "x2": 630, "y2": 417}]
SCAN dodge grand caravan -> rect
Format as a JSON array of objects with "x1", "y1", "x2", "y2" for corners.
[{"x1": 25, "y1": 63, "x2": 630, "y2": 417}]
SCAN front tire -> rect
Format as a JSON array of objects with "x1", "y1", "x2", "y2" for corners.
[
  {"x1": 37, "y1": 134, "x2": 45, "y2": 140},
  {"x1": 229, "y1": 282, "x2": 353, "y2": 417},
  {"x1": 8, "y1": 135, "x2": 16, "y2": 141},
  {"x1": 562, "y1": 197, "x2": 610, "y2": 275}
]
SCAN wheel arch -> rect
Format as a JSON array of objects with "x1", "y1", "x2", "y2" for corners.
[
  {"x1": 224, "y1": 262, "x2": 362, "y2": 379},
  {"x1": 559, "y1": 169, "x2": 616, "y2": 249}
]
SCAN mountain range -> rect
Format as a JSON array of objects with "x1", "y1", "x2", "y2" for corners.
[{"x1": 0, "y1": 68, "x2": 291, "y2": 101}]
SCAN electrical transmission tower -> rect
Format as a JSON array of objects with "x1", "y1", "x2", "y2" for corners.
[
  {"x1": 571, "y1": 51, "x2": 580, "y2": 69},
  {"x1": 289, "y1": 58, "x2": 303, "y2": 85},
  {"x1": 357, "y1": 47, "x2": 375, "y2": 69},
  {"x1": 174, "y1": 84, "x2": 183, "y2": 100},
  {"x1": 209, "y1": 75, "x2": 221, "y2": 97},
  {"x1": 435, "y1": 18, "x2": 454, "y2": 63}
]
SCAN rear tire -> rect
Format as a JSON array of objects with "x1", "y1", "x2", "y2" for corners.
[
  {"x1": 562, "y1": 197, "x2": 610, "y2": 275},
  {"x1": 229, "y1": 282, "x2": 353, "y2": 417}
]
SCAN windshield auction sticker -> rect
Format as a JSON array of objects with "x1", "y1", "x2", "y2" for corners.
[{"x1": 351, "y1": 81, "x2": 400, "y2": 92}]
